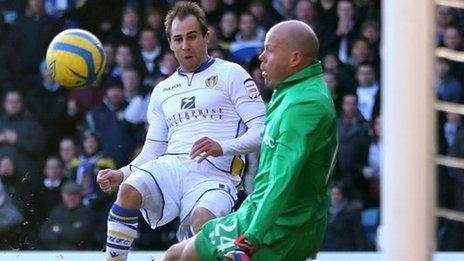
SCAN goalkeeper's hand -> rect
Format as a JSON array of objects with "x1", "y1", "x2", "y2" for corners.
[{"x1": 224, "y1": 235, "x2": 255, "y2": 261}]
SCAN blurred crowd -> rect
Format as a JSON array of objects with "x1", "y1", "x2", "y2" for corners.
[{"x1": 0, "y1": 0, "x2": 462, "y2": 252}]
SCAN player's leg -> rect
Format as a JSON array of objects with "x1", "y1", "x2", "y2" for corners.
[
  {"x1": 106, "y1": 158, "x2": 179, "y2": 261},
  {"x1": 163, "y1": 236, "x2": 196, "y2": 261},
  {"x1": 190, "y1": 207, "x2": 215, "y2": 233},
  {"x1": 179, "y1": 181, "x2": 237, "y2": 239},
  {"x1": 105, "y1": 183, "x2": 142, "y2": 260},
  {"x1": 180, "y1": 235, "x2": 201, "y2": 261}
]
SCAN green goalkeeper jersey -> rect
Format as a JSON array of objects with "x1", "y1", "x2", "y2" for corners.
[{"x1": 243, "y1": 61, "x2": 338, "y2": 247}]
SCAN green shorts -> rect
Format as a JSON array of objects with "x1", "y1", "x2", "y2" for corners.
[{"x1": 195, "y1": 208, "x2": 327, "y2": 261}]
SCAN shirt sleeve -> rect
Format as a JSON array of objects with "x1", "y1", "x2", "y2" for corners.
[
  {"x1": 226, "y1": 63, "x2": 267, "y2": 124},
  {"x1": 119, "y1": 86, "x2": 169, "y2": 180},
  {"x1": 145, "y1": 87, "x2": 169, "y2": 142},
  {"x1": 216, "y1": 64, "x2": 266, "y2": 155},
  {"x1": 244, "y1": 101, "x2": 328, "y2": 247}
]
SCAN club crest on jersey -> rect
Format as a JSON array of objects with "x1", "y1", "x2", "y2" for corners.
[
  {"x1": 181, "y1": 96, "x2": 196, "y2": 109},
  {"x1": 243, "y1": 78, "x2": 261, "y2": 100},
  {"x1": 205, "y1": 75, "x2": 219, "y2": 88}
]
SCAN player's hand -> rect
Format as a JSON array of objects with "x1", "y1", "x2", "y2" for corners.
[
  {"x1": 96, "y1": 169, "x2": 123, "y2": 193},
  {"x1": 224, "y1": 235, "x2": 255, "y2": 260},
  {"x1": 190, "y1": 137, "x2": 223, "y2": 163}
]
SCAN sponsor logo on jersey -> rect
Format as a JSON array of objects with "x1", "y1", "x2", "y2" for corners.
[
  {"x1": 166, "y1": 108, "x2": 224, "y2": 127},
  {"x1": 181, "y1": 96, "x2": 196, "y2": 109},
  {"x1": 205, "y1": 75, "x2": 219, "y2": 88},
  {"x1": 163, "y1": 83, "x2": 181, "y2": 92},
  {"x1": 243, "y1": 78, "x2": 261, "y2": 100}
]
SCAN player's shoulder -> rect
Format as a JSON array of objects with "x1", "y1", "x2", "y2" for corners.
[
  {"x1": 152, "y1": 72, "x2": 181, "y2": 93},
  {"x1": 212, "y1": 58, "x2": 248, "y2": 75}
]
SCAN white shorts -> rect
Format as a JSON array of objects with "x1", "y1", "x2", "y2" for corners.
[{"x1": 123, "y1": 155, "x2": 237, "y2": 240}]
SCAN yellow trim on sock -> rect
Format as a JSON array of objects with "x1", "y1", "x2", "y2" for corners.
[{"x1": 108, "y1": 229, "x2": 134, "y2": 241}]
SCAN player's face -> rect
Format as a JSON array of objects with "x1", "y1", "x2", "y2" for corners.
[
  {"x1": 259, "y1": 31, "x2": 291, "y2": 89},
  {"x1": 169, "y1": 15, "x2": 210, "y2": 73}
]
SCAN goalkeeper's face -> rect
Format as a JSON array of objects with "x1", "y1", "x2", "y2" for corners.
[{"x1": 259, "y1": 30, "x2": 291, "y2": 89}]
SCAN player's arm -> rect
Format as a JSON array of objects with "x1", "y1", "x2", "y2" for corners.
[
  {"x1": 119, "y1": 88, "x2": 168, "y2": 180},
  {"x1": 97, "y1": 88, "x2": 168, "y2": 191},
  {"x1": 218, "y1": 64, "x2": 267, "y2": 156},
  {"x1": 244, "y1": 102, "x2": 328, "y2": 247}
]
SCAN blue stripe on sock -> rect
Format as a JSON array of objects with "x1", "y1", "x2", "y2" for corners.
[
  {"x1": 111, "y1": 203, "x2": 139, "y2": 217},
  {"x1": 107, "y1": 242, "x2": 131, "y2": 250},
  {"x1": 107, "y1": 213, "x2": 139, "y2": 224}
]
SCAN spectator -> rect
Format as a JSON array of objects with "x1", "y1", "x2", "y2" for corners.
[
  {"x1": 101, "y1": 42, "x2": 116, "y2": 83},
  {"x1": 0, "y1": 179, "x2": 24, "y2": 250},
  {"x1": 321, "y1": 182, "x2": 366, "y2": 251},
  {"x1": 6, "y1": 0, "x2": 58, "y2": 92},
  {"x1": 144, "y1": 6, "x2": 168, "y2": 45},
  {"x1": 323, "y1": 52, "x2": 357, "y2": 94},
  {"x1": 443, "y1": 113, "x2": 462, "y2": 151},
  {"x1": 38, "y1": 181, "x2": 95, "y2": 250},
  {"x1": 0, "y1": 13, "x2": 13, "y2": 90},
  {"x1": 248, "y1": 0, "x2": 277, "y2": 30},
  {"x1": 135, "y1": 28, "x2": 163, "y2": 89},
  {"x1": 86, "y1": 83, "x2": 136, "y2": 167},
  {"x1": 158, "y1": 51, "x2": 178, "y2": 79},
  {"x1": 32, "y1": 156, "x2": 66, "y2": 232},
  {"x1": 200, "y1": 0, "x2": 223, "y2": 25},
  {"x1": 110, "y1": 43, "x2": 136, "y2": 80},
  {"x1": 324, "y1": 71, "x2": 342, "y2": 112},
  {"x1": 336, "y1": 94, "x2": 371, "y2": 202},
  {"x1": 436, "y1": 58, "x2": 462, "y2": 103},
  {"x1": 218, "y1": 11, "x2": 239, "y2": 49},
  {"x1": 108, "y1": 4, "x2": 141, "y2": 50},
  {"x1": 442, "y1": 25, "x2": 463, "y2": 51},
  {"x1": 361, "y1": 20, "x2": 380, "y2": 54},
  {"x1": 72, "y1": 131, "x2": 115, "y2": 248},
  {"x1": 324, "y1": 0, "x2": 360, "y2": 64},
  {"x1": 348, "y1": 38, "x2": 375, "y2": 68},
  {"x1": 122, "y1": 68, "x2": 150, "y2": 125},
  {"x1": 442, "y1": 114, "x2": 464, "y2": 250},
  {"x1": 229, "y1": 12, "x2": 265, "y2": 66},
  {"x1": 271, "y1": 0, "x2": 295, "y2": 20},
  {"x1": 59, "y1": 137, "x2": 79, "y2": 179},
  {"x1": 248, "y1": 56, "x2": 272, "y2": 103},
  {"x1": 294, "y1": 0, "x2": 320, "y2": 34},
  {"x1": 436, "y1": 5, "x2": 458, "y2": 44},
  {"x1": 0, "y1": 90, "x2": 45, "y2": 174},
  {"x1": 25, "y1": 61, "x2": 71, "y2": 154},
  {"x1": 441, "y1": 26, "x2": 464, "y2": 80},
  {"x1": 0, "y1": 155, "x2": 33, "y2": 249},
  {"x1": 355, "y1": 63, "x2": 380, "y2": 122},
  {"x1": 363, "y1": 115, "x2": 382, "y2": 208},
  {"x1": 314, "y1": 0, "x2": 337, "y2": 32}
]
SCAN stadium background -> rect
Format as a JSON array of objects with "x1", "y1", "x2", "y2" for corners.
[{"x1": 0, "y1": 0, "x2": 462, "y2": 256}]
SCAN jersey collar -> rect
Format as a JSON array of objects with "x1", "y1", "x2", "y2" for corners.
[
  {"x1": 275, "y1": 60, "x2": 323, "y2": 89},
  {"x1": 177, "y1": 57, "x2": 216, "y2": 76}
]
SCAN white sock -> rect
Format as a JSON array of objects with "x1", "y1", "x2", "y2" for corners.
[{"x1": 105, "y1": 204, "x2": 139, "y2": 260}]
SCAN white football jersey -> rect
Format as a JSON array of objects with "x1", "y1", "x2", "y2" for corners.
[{"x1": 146, "y1": 58, "x2": 266, "y2": 177}]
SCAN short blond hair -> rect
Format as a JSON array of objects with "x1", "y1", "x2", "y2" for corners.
[{"x1": 164, "y1": 1, "x2": 208, "y2": 39}]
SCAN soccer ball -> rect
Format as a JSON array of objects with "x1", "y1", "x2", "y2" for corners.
[{"x1": 45, "y1": 29, "x2": 106, "y2": 88}]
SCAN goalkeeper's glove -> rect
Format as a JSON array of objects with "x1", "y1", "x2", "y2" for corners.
[{"x1": 224, "y1": 235, "x2": 256, "y2": 261}]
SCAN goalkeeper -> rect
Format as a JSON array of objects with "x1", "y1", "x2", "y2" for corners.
[{"x1": 164, "y1": 20, "x2": 338, "y2": 261}]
